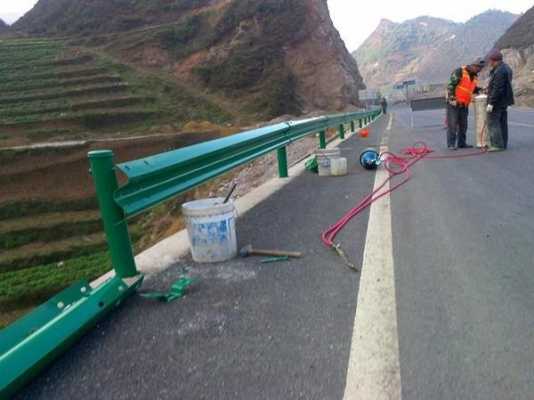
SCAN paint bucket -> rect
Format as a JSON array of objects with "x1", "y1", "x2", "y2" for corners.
[
  {"x1": 316, "y1": 148, "x2": 341, "y2": 176},
  {"x1": 330, "y1": 157, "x2": 348, "y2": 176},
  {"x1": 182, "y1": 198, "x2": 237, "y2": 263}
]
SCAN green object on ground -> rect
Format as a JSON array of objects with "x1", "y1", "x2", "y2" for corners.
[
  {"x1": 140, "y1": 277, "x2": 195, "y2": 303},
  {"x1": 305, "y1": 157, "x2": 319, "y2": 173},
  {"x1": 260, "y1": 256, "x2": 290, "y2": 264}
]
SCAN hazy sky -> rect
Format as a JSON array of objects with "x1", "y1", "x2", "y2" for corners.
[
  {"x1": 1, "y1": 0, "x2": 533, "y2": 51},
  {"x1": 328, "y1": 0, "x2": 533, "y2": 51}
]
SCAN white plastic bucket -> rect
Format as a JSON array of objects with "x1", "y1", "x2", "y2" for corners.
[
  {"x1": 316, "y1": 148, "x2": 341, "y2": 176},
  {"x1": 182, "y1": 198, "x2": 238, "y2": 263},
  {"x1": 330, "y1": 157, "x2": 348, "y2": 176},
  {"x1": 474, "y1": 95, "x2": 489, "y2": 148}
]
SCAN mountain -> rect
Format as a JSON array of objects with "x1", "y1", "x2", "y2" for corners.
[
  {"x1": 495, "y1": 6, "x2": 534, "y2": 106},
  {"x1": 13, "y1": 0, "x2": 365, "y2": 117},
  {"x1": 0, "y1": 18, "x2": 8, "y2": 32},
  {"x1": 354, "y1": 10, "x2": 518, "y2": 89}
]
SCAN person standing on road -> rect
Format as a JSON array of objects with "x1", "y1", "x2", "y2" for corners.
[
  {"x1": 380, "y1": 97, "x2": 388, "y2": 114},
  {"x1": 486, "y1": 49, "x2": 514, "y2": 152},
  {"x1": 446, "y1": 58, "x2": 485, "y2": 149}
]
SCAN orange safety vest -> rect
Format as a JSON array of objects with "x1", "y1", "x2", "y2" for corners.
[{"x1": 455, "y1": 66, "x2": 478, "y2": 106}]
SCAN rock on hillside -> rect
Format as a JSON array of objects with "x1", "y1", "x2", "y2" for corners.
[
  {"x1": 14, "y1": 0, "x2": 365, "y2": 117},
  {"x1": 495, "y1": 6, "x2": 534, "y2": 107},
  {"x1": 354, "y1": 10, "x2": 518, "y2": 89}
]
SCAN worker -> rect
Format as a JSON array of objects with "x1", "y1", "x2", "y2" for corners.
[
  {"x1": 486, "y1": 49, "x2": 514, "y2": 151},
  {"x1": 380, "y1": 97, "x2": 388, "y2": 114},
  {"x1": 446, "y1": 58, "x2": 486, "y2": 149}
]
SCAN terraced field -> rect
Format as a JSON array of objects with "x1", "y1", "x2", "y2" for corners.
[
  {"x1": 0, "y1": 38, "x2": 231, "y2": 147},
  {"x1": 0, "y1": 39, "x2": 235, "y2": 327}
]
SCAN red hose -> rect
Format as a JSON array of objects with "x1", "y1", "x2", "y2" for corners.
[{"x1": 320, "y1": 140, "x2": 487, "y2": 251}]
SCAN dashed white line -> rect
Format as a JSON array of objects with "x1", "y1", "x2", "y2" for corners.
[{"x1": 343, "y1": 123, "x2": 401, "y2": 400}]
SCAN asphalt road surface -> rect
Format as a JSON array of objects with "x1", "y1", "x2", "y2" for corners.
[{"x1": 15, "y1": 106, "x2": 534, "y2": 399}]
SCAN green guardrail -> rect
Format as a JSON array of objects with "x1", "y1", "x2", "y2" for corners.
[{"x1": 0, "y1": 108, "x2": 382, "y2": 397}]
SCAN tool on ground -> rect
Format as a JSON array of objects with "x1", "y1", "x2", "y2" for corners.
[
  {"x1": 260, "y1": 256, "x2": 290, "y2": 264},
  {"x1": 139, "y1": 276, "x2": 196, "y2": 303},
  {"x1": 223, "y1": 183, "x2": 238, "y2": 204},
  {"x1": 359, "y1": 148, "x2": 381, "y2": 170},
  {"x1": 239, "y1": 245, "x2": 302, "y2": 258}
]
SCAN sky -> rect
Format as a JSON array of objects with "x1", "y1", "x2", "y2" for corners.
[
  {"x1": 1, "y1": 0, "x2": 533, "y2": 51},
  {"x1": 327, "y1": 0, "x2": 533, "y2": 51}
]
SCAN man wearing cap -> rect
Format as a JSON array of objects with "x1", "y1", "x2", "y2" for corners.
[
  {"x1": 446, "y1": 58, "x2": 485, "y2": 149},
  {"x1": 486, "y1": 49, "x2": 514, "y2": 151}
]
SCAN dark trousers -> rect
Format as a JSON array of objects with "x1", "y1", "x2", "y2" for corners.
[
  {"x1": 447, "y1": 104, "x2": 469, "y2": 147},
  {"x1": 488, "y1": 108, "x2": 508, "y2": 149}
]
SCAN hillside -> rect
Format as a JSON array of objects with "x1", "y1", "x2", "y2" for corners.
[
  {"x1": 0, "y1": 39, "x2": 231, "y2": 147},
  {"x1": 496, "y1": 6, "x2": 534, "y2": 107},
  {"x1": 0, "y1": 18, "x2": 8, "y2": 32},
  {"x1": 354, "y1": 10, "x2": 518, "y2": 89},
  {"x1": 13, "y1": 0, "x2": 365, "y2": 116}
]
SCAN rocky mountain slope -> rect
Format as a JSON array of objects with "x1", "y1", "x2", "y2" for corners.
[
  {"x1": 354, "y1": 10, "x2": 518, "y2": 89},
  {"x1": 0, "y1": 18, "x2": 8, "y2": 33},
  {"x1": 496, "y1": 6, "x2": 534, "y2": 107},
  {"x1": 13, "y1": 0, "x2": 365, "y2": 117}
]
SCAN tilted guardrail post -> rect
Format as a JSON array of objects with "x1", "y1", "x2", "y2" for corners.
[
  {"x1": 319, "y1": 130, "x2": 326, "y2": 149},
  {"x1": 277, "y1": 147, "x2": 289, "y2": 178},
  {"x1": 88, "y1": 150, "x2": 138, "y2": 278}
]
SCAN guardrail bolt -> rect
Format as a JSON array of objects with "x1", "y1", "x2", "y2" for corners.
[
  {"x1": 277, "y1": 147, "x2": 288, "y2": 178},
  {"x1": 88, "y1": 150, "x2": 138, "y2": 278}
]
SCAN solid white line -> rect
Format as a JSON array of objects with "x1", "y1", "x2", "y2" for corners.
[
  {"x1": 343, "y1": 134, "x2": 401, "y2": 398},
  {"x1": 387, "y1": 113, "x2": 394, "y2": 131}
]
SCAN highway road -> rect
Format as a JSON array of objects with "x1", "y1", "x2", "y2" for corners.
[{"x1": 15, "y1": 106, "x2": 534, "y2": 399}]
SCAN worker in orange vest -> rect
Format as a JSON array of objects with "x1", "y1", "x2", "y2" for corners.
[{"x1": 446, "y1": 58, "x2": 485, "y2": 149}]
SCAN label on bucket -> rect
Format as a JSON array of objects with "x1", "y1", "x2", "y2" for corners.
[{"x1": 190, "y1": 218, "x2": 233, "y2": 247}]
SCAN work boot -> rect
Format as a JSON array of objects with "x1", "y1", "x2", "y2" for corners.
[{"x1": 458, "y1": 144, "x2": 473, "y2": 149}]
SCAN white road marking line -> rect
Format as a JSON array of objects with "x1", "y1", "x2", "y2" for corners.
[
  {"x1": 343, "y1": 132, "x2": 401, "y2": 399},
  {"x1": 509, "y1": 121, "x2": 534, "y2": 128},
  {"x1": 387, "y1": 113, "x2": 394, "y2": 131},
  {"x1": 381, "y1": 114, "x2": 393, "y2": 146}
]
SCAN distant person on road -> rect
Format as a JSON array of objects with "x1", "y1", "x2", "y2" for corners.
[
  {"x1": 486, "y1": 49, "x2": 514, "y2": 152},
  {"x1": 380, "y1": 97, "x2": 388, "y2": 114},
  {"x1": 446, "y1": 58, "x2": 486, "y2": 149}
]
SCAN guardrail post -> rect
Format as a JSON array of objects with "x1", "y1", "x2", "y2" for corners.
[
  {"x1": 277, "y1": 147, "x2": 288, "y2": 178},
  {"x1": 359, "y1": 119, "x2": 363, "y2": 129},
  {"x1": 350, "y1": 121, "x2": 355, "y2": 133},
  {"x1": 89, "y1": 150, "x2": 138, "y2": 278},
  {"x1": 319, "y1": 130, "x2": 326, "y2": 149},
  {"x1": 339, "y1": 124, "x2": 345, "y2": 139}
]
